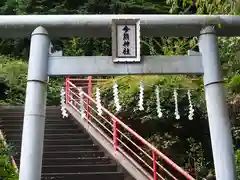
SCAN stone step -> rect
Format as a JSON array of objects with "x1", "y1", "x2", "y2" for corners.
[
  {"x1": 14, "y1": 151, "x2": 105, "y2": 159},
  {"x1": 42, "y1": 164, "x2": 118, "y2": 173},
  {"x1": 41, "y1": 172, "x2": 124, "y2": 180},
  {"x1": 0, "y1": 106, "x2": 60, "y2": 112},
  {"x1": 15, "y1": 157, "x2": 112, "y2": 166},
  {"x1": 0, "y1": 111, "x2": 62, "y2": 115},
  {"x1": 0, "y1": 115, "x2": 62, "y2": 119},
  {"x1": 14, "y1": 144, "x2": 99, "y2": 152},
  {"x1": 3, "y1": 128, "x2": 83, "y2": 134},
  {"x1": 7, "y1": 133, "x2": 89, "y2": 141},
  {"x1": 1, "y1": 123, "x2": 78, "y2": 129},
  {"x1": 8, "y1": 139, "x2": 93, "y2": 146},
  {"x1": 0, "y1": 119, "x2": 72, "y2": 125}
]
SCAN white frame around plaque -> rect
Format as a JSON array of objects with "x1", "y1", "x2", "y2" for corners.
[{"x1": 112, "y1": 19, "x2": 140, "y2": 62}]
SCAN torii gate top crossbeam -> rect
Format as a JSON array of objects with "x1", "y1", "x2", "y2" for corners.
[{"x1": 0, "y1": 14, "x2": 240, "y2": 38}]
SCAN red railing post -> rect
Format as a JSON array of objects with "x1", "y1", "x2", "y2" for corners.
[
  {"x1": 113, "y1": 117, "x2": 118, "y2": 153},
  {"x1": 152, "y1": 150, "x2": 157, "y2": 180},
  {"x1": 87, "y1": 76, "x2": 92, "y2": 121},
  {"x1": 65, "y1": 77, "x2": 70, "y2": 104}
]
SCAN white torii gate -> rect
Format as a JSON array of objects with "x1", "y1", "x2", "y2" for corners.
[{"x1": 1, "y1": 15, "x2": 239, "y2": 180}]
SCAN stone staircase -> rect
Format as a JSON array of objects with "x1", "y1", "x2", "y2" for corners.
[{"x1": 0, "y1": 106, "x2": 127, "y2": 180}]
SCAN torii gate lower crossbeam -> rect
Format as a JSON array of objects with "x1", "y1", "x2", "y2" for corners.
[{"x1": 19, "y1": 24, "x2": 236, "y2": 180}]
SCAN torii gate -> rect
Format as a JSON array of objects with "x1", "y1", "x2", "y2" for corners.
[{"x1": 1, "y1": 15, "x2": 239, "y2": 180}]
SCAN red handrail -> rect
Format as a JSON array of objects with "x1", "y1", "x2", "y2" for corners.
[
  {"x1": 66, "y1": 78, "x2": 195, "y2": 180},
  {"x1": 69, "y1": 78, "x2": 107, "y2": 81}
]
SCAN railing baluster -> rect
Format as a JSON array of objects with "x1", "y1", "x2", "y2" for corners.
[
  {"x1": 87, "y1": 76, "x2": 92, "y2": 121},
  {"x1": 152, "y1": 150, "x2": 157, "y2": 180},
  {"x1": 65, "y1": 77, "x2": 70, "y2": 104},
  {"x1": 113, "y1": 117, "x2": 118, "y2": 152}
]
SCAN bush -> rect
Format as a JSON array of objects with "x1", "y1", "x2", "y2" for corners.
[
  {"x1": 228, "y1": 74, "x2": 240, "y2": 94},
  {"x1": 0, "y1": 56, "x2": 27, "y2": 105},
  {"x1": 0, "y1": 140, "x2": 18, "y2": 180},
  {"x1": 0, "y1": 56, "x2": 62, "y2": 105},
  {"x1": 236, "y1": 149, "x2": 240, "y2": 180}
]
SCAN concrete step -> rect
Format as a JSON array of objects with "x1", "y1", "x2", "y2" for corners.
[
  {"x1": 15, "y1": 157, "x2": 112, "y2": 166},
  {"x1": 0, "y1": 111, "x2": 62, "y2": 115},
  {"x1": 0, "y1": 117, "x2": 68, "y2": 121},
  {"x1": 14, "y1": 151, "x2": 105, "y2": 159},
  {"x1": 43, "y1": 151, "x2": 105, "y2": 159},
  {"x1": 3, "y1": 128, "x2": 83, "y2": 134},
  {"x1": 44, "y1": 128, "x2": 84, "y2": 133},
  {"x1": 1, "y1": 126, "x2": 82, "y2": 132},
  {"x1": 1, "y1": 123, "x2": 78, "y2": 129},
  {"x1": 0, "y1": 115, "x2": 62, "y2": 119},
  {"x1": 14, "y1": 144, "x2": 99, "y2": 152},
  {"x1": 41, "y1": 172, "x2": 124, "y2": 180},
  {"x1": 42, "y1": 164, "x2": 118, "y2": 173},
  {"x1": 7, "y1": 133, "x2": 89, "y2": 141},
  {"x1": 0, "y1": 106, "x2": 60, "y2": 112},
  {"x1": 9, "y1": 139, "x2": 93, "y2": 146},
  {"x1": 0, "y1": 119, "x2": 72, "y2": 125}
]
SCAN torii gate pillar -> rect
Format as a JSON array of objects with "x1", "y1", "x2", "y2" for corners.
[
  {"x1": 19, "y1": 26, "x2": 49, "y2": 180},
  {"x1": 199, "y1": 26, "x2": 236, "y2": 180}
]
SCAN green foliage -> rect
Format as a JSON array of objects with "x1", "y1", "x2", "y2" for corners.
[
  {"x1": 0, "y1": 56, "x2": 62, "y2": 105},
  {"x1": 0, "y1": 140, "x2": 18, "y2": 180},
  {"x1": 227, "y1": 74, "x2": 240, "y2": 94},
  {"x1": 236, "y1": 150, "x2": 240, "y2": 180},
  {"x1": 47, "y1": 77, "x2": 64, "y2": 105},
  {"x1": 0, "y1": 56, "x2": 27, "y2": 105}
]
